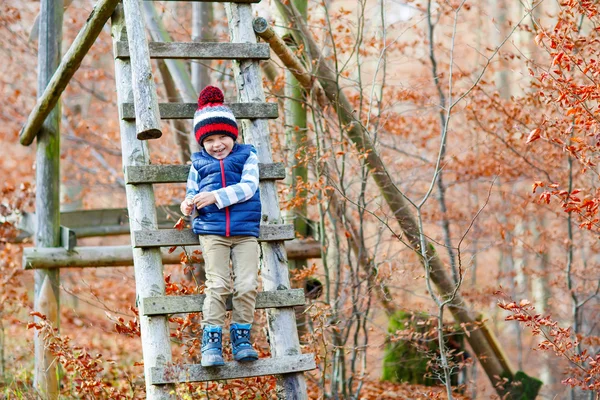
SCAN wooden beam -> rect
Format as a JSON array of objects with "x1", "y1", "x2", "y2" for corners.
[
  {"x1": 22, "y1": 240, "x2": 321, "y2": 269},
  {"x1": 19, "y1": 0, "x2": 120, "y2": 146},
  {"x1": 122, "y1": 0, "x2": 162, "y2": 140},
  {"x1": 120, "y1": 102, "x2": 278, "y2": 120},
  {"x1": 116, "y1": 42, "x2": 270, "y2": 60},
  {"x1": 132, "y1": 225, "x2": 295, "y2": 248},
  {"x1": 150, "y1": 354, "x2": 316, "y2": 384},
  {"x1": 125, "y1": 162, "x2": 285, "y2": 184},
  {"x1": 140, "y1": 289, "x2": 305, "y2": 316}
]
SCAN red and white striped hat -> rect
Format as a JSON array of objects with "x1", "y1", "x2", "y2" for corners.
[{"x1": 193, "y1": 86, "x2": 238, "y2": 146}]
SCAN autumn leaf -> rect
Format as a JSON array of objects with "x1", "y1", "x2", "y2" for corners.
[
  {"x1": 168, "y1": 246, "x2": 177, "y2": 254},
  {"x1": 526, "y1": 128, "x2": 542, "y2": 144},
  {"x1": 174, "y1": 217, "x2": 185, "y2": 231}
]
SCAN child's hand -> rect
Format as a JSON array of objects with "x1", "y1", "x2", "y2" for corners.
[
  {"x1": 192, "y1": 192, "x2": 217, "y2": 209},
  {"x1": 180, "y1": 199, "x2": 194, "y2": 216}
]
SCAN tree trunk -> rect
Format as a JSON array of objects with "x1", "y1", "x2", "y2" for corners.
[{"x1": 33, "y1": 0, "x2": 63, "y2": 397}]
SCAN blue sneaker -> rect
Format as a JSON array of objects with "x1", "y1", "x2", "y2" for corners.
[
  {"x1": 201, "y1": 325, "x2": 224, "y2": 367},
  {"x1": 230, "y1": 323, "x2": 259, "y2": 362}
]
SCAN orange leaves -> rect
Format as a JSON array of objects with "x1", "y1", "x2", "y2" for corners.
[
  {"x1": 526, "y1": 128, "x2": 542, "y2": 144},
  {"x1": 552, "y1": 51, "x2": 565, "y2": 66},
  {"x1": 174, "y1": 217, "x2": 186, "y2": 231}
]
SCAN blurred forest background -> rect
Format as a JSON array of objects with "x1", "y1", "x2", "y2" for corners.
[{"x1": 1, "y1": 0, "x2": 600, "y2": 399}]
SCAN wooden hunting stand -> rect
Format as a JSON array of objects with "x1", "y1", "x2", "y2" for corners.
[
  {"x1": 21, "y1": 0, "x2": 316, "y2": 398},
  {"x1": 20, "y1": 0, "x2": 540, "y2": 398}
]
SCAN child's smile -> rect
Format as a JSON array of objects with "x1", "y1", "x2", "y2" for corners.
[{"x1": 203, "y1": 134, "x2": 235, "y2": 159}]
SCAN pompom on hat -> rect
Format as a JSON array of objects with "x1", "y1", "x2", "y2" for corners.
[{"x1": 194, "y1": 86, "x2": 238, "y2": 146}]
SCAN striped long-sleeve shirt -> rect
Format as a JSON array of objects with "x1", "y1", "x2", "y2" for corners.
[{"x1": 185, "y1": 151, "x2": 260, "y2": 209}]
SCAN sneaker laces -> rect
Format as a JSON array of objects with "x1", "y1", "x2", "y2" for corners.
[{"x1": 232, "y1": 328, "x2": 252, "y2": 348}]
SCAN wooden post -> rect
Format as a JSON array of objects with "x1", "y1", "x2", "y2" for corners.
[
  {"x1": 19, "y1": 0, "x2": 119, "y2": 146},
  {"x1": 33, "y1": 0, "x2": 63, "y2": 398},
  {"x1": 122, "y1": 0, "x2": 162, "y2": 140},
  {"x1": 111, "y1": 6, "x2": 174, "y2": 399},
  {"x1": 225, "y1": 4, "x2": 309, "y2": 398}
]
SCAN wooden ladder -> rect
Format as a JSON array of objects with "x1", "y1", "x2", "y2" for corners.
[{"x1": 111, "y1": 1, "x2": 315, "y2": 398}]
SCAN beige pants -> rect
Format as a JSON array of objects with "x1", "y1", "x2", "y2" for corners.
[{"x1": 199, "y1": 235, "x2": 259, "y2": 327}]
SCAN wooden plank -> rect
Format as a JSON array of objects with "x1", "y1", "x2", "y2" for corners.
[
  {"x1": 121, "y1": 102, "x2": 278, "y2": 120},
  {"x1": 19, "y1": 0, "x2": 120, "y2": 146},
  {"x1": 140, "y1": 288, "x2": 305, "y2": 316},
  {"x1": 122, "y1": 0, "x2": 162, "y2": 140},
  {"x1": 150, "y1": 354, "x2": 316, "y2": 385},
  {"x1": 132, "y1": 225, "x2": 295, "y2": 248},
  {"x1": 116, "y1": 42, "x2": 269, "y2": 60},
  {"x1": 125, "y1": 162, "x2": 285, "y2": 184}
]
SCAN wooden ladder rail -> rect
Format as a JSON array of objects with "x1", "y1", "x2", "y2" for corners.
[
  {"x1": 224, "y1": 2, "x2": 310, "y2": 397},
  {"x1": 111, "y1": 4, "x2": 174, "y2": 399}
]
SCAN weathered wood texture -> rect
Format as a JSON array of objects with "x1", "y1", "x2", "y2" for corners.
[
  {"x1": 122, "y1": 0, "x2": 162, "y2": 140},
  {"x1": 111, "y1": 7, "x2": 174, "y2": 399},
  {"x1": 22, "y1": 240, "x2": 321, "y2": 269},
  {"x1": 33, "y1": 0, "x2": 62, "y2": 397},
  {"x1": 274, "y1": 1, "x2": 518, "y2": 395},
  {"x1": 140, "y1": 288, "x2": 305, "y2": 316},
  {"x1": 16, "y1": 206, "x2": 180, "y2": 241},
  {"x1": 19, "y1": 0, "x2": 120, "y2": 146},
  {"x1": 125, "y1": 162, "x2": 285, "y2": 184},
  {"x1": 121, "y1": 102, "x2": 278, "y2": 120},
  {"x1": 132, "y1": 225, "x2": 295, "y2": 248},
  {"x1": 151, "y1": 354, "x2": 316, "y2": 385},
  {"x1": 60, "y1": 226, "x2": 76, "y2": 251},
  {"x1": 116, "y1": 41, "x2": 269, "y2": 60},
  {"x1": 226, "y1": 3, "x2": 310, "y2": 398}
]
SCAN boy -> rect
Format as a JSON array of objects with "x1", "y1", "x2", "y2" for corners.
[{"x1": 180, "y1": 86, "x2": 261, "y2": 367}]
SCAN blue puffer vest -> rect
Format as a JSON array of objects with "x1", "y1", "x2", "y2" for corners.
[{"x1": 191, "y1": 143, "x2": 261, "y2": 237}]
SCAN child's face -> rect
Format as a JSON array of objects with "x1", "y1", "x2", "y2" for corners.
[{"x1": 203, "y1": 134, "x2": 235, "y2": 159}]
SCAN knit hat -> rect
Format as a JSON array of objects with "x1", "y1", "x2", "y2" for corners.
[{"x1": 193, "y1": 86, "x2": 239, "y2": 146}]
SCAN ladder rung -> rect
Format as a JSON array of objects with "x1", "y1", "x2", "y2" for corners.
[
  {"x1": 121, "y1": 102, "x2": 278, "y2": 120},
  {"x1": 140, "y1": 288, "x2": 305, "y2": 316},
  {"x1": 116, "y1": 42, "x2": 269, "y2": 60},
  {"x1": 132, "y1": 225, "x2": 295, "y2": 248},
  {"x1": 150, "y1": 354, "x2": 316, "y2": 384},
  {"x1": 125, "y1": 163, "x2": 285, "y2": 184}
]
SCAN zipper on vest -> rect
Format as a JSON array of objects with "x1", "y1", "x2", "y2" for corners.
[{"x1": 220, "y1": 159, "x2": 230, "y2": 237}]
